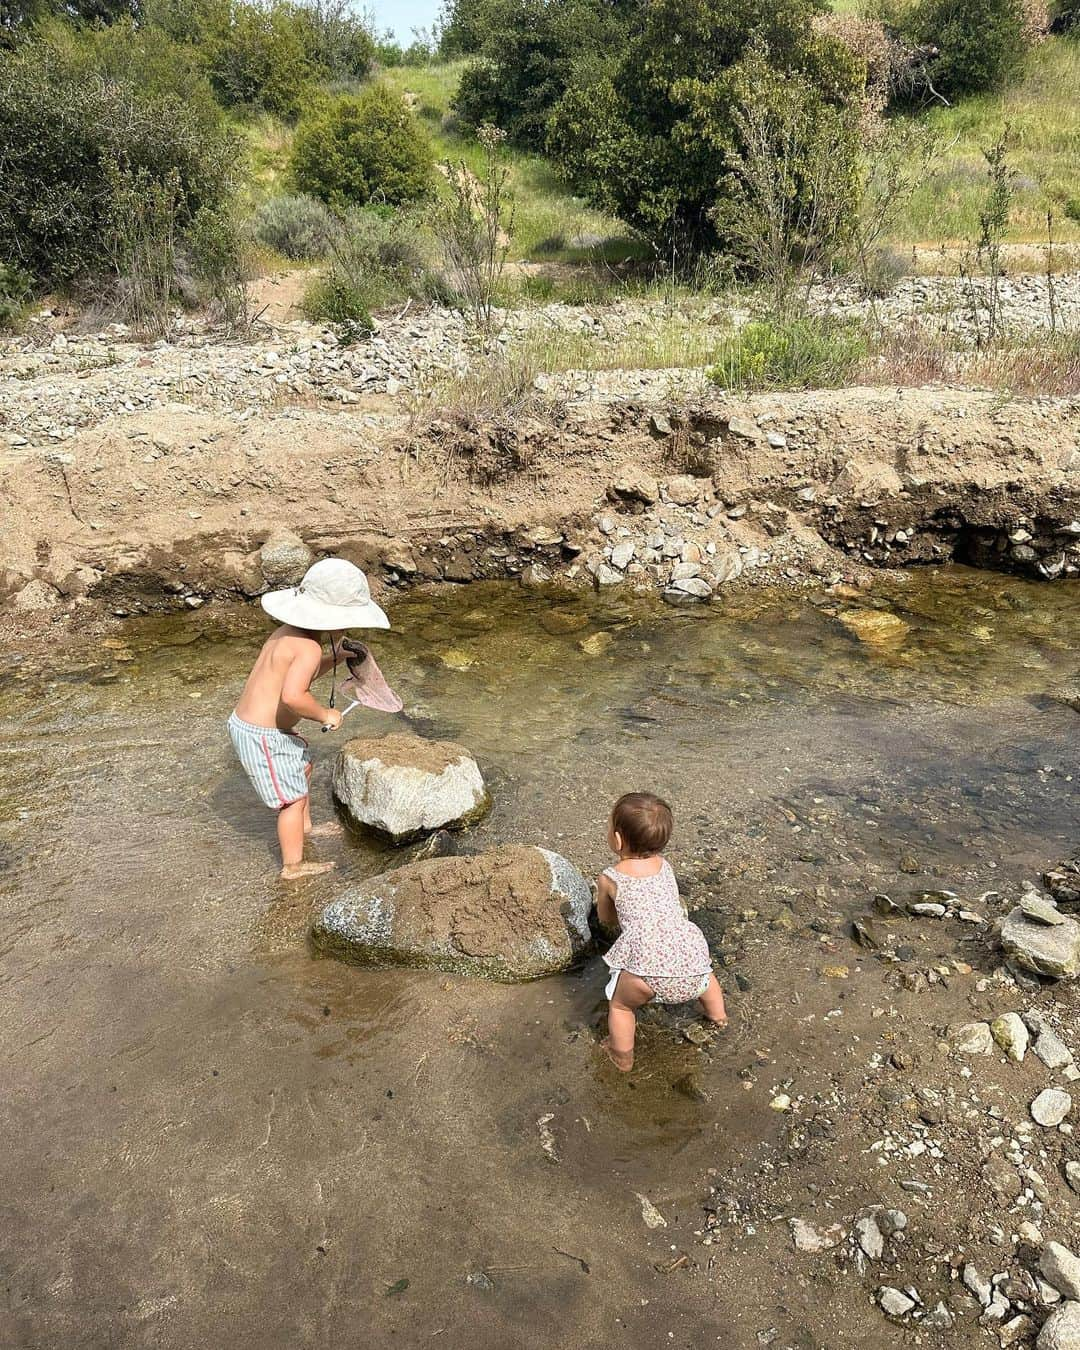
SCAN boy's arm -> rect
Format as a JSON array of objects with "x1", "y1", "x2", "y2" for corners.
[
  {"x1": 282, "y1": 642, "x2": 339, "y2": 726},
  {"x1": 596, "y1": 873, "x2": 618, "y2": 929}
]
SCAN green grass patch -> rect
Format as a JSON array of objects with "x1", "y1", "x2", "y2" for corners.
[
  {"x1": 888, "y1": 38, "x2": 1080, "y2": 244},
  {"x1": 379, "y1": 60, "x2": 638, "y2": 265},
  {"x1": 707, "y1": 317, "x2": 868, "y2": 391}
]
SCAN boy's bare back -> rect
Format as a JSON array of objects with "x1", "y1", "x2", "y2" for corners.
[{"x1": 233, "y1": 625, "x2": 325, "y2": 731}]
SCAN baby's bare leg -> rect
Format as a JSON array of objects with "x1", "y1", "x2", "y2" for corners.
[
  {"x1": 603, "y1": 972, "x2": 654, "y2": 1072},
  {"x1": 698, "y1": 973, "x2": 728, "y2": 1025},
  {"x1": 278, "y1": 797, "x2": 334, "y2": 880}
]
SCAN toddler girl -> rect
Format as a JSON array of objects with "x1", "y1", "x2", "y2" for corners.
[{"x1": 596, "y1": 792, "x2": 727, "y2": 1071}]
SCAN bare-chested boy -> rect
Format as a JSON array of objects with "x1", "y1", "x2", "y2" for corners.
[{"x1": 228, "y1": 557, "x2": 392, "y2": 879}]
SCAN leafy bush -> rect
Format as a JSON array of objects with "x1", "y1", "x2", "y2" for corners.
[
  {"x1": 1065, "y1": 197, "x2": 1080, "y2": 222},
  {"x1": 0, "y1": 262, "x2": 34, "y2": 328},
  {"x1": 903, "y1": 0, "x2": 1029, "y2": 97},
  {"x1": 451, "y1": 0, "x2": 632, "y2": 145},
  {"x1": 0, "y1": 40, "x2": 240, "y2": 292},
  {"x1": 547, "y1": 0, "x2": 864, "y2": 253},
  {"x1": 302, "y1": 206, "x2": 445, "y2": 330},
  {"x1": 290, "y1": 85, "x2": 433, "y2": 209},
  {"x1": 205, "y1": 0, "x2": 314, "y2": 119},
  {"x1": 250, "y1": 193, "x2": 335, "y2": 258},
  {"x1": 293, "y1": 0, "x2": 374, "y2": 82},
  {"x1": 859, "y1": 244, "x2": 912, "y2": 297},
  {"x1": 707, "y1": 318, "x2": 867, "y2": 391},
  {"x1": 301, "y1": 273, "x2": 373, "y2": 341}
]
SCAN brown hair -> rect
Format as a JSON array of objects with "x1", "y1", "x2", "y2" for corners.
[{"x1": 611, "y1": 792, "x2": 673, "y2": 856}]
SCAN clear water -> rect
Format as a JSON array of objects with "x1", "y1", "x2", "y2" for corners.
[{"x1": 1, "y1": 567, "x2": 1077, "y2": 1346}]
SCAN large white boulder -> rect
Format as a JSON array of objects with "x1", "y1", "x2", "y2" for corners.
[
  {"x1": 332, "y1": 733, "x2": 489, "y2": 843},
  {"x1": 311, "y1": 845, "x2": 593, "y2": 981}
]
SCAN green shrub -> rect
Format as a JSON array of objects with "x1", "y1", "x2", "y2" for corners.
[
  {"x1": 205, "y1": 0, "x2": 314, "y2": 119},
  {"x1": 302, "y1": 206, "x2": 445, "y2": 330},
  {"x1": 250, "y1": 193, "x2": 334, "y2": 258},
  {"x1": 290, "y1": 85, "x2": 433, "y2": 209},
  {"x1": 1065, "y1": 197, "x2": 1080, "y2": 222},
  {"x1": 707, "y1": 318, "x2": 867, "y2": 391},
  {"x1": 301, "y1": 272, "x2": 374, "y2": 341},
  {"x1": 0, "y1": 40, "x2": 240, "y2": 292},
  {"x1": 904, "y1": 0, "x2": 1029, "y2": 98},
  {"x1": 0, "y1": 261, "x2": 34, "y2": 328}
]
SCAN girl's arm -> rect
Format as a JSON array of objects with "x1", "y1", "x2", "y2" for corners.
[{"x1": 595, "y1": 873, "x2": 618, "y2": 929}]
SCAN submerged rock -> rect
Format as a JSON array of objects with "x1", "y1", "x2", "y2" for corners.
[
  {"x1": 838, "y1": 609, "x2": 910, "y2": 646},
  {"x1": 311, "y1": 845, "x2": 592, "y2": 981},
  {"x1": 332, "y1": 733, "x2": 489, "y2": 843},
  {"x1": 1000, "y1": 905, "x2": 1080, "y2": 978}
]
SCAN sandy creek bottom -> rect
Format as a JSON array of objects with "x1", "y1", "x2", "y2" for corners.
[{"x1": 1, "y1": 568, "x2": 1077, "y2": 1349}]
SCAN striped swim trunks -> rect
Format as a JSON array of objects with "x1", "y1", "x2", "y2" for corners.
[{"x1": 228, "y1": 713, "x2": 312, "y2": 810}]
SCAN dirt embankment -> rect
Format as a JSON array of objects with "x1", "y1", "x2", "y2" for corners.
[{"x1": 2, "y1": 348, "x2": 1079, "y2": 631}]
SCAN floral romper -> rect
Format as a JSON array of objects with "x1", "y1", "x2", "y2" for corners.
[{"x1": 602, "y1": 859, "x2": 713, "y2": 1004}]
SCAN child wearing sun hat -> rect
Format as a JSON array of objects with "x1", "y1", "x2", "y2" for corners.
[{"x1": 228, "y1": 557, "x2": 398, "y2": 880}]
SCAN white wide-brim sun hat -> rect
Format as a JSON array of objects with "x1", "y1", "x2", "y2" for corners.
[{"x1": 261, "y1": 557, "x2": 390, "y2": 631}]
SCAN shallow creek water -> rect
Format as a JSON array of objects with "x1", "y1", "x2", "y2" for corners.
[{"x1": 1, "y1": 567, "x2": 1078, "y2": 1347}]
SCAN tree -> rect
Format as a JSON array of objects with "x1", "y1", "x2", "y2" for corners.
[
  {"x1": 547, "y1": 0, "x2": 864, "y2": 254},
  {"x1": 290, "y1": 84, "x2": 433, "y2": 209},
  {"x1": 451, "y1": 0, "x2": 640, "y2": 144}
]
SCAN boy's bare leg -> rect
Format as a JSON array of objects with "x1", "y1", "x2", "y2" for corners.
[
  {"x1": 278, "y1": 797, "x2": 334, "y2": 879},
  {"x1": 301, "y1": 763, "x2": 343, "y2": 838},
  {"x1": 698, "y1": 973, "x2": 728, "y2": 1026},
  {"x1": 602, "y1": 972, "x2": 654, "y2": 1072}
]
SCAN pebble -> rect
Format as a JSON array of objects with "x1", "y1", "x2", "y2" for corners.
[
  {"x1": 951, "y1": 1021, "x2": 994, "y2": 1055},
  {"x1": 1065, "y1": 1161, "x2": 1080, "y2": 1194},
  {"x1": 1041, "y1": 1243, "x2": 1080, "y2": 1301},
  {"x1": 855, "y1": 1215, "x2": 884, "y2": 1260},
  {"x1": 991, "y1": 1012, "x2": 1030, "y2": 1062},
  {"x1": 1031, "y1": 1089, "x2": 1073, "y2": 1127},
  {"x1": 1033, "y1": 1026, "x2": 1073, "y2": 1070},
  {"x1": 790, "y1": 1219, "x2": 845, "y2": 1253},
  {"x1": 878, "y1": 1286, "x2": 915, "y2": 1317}
]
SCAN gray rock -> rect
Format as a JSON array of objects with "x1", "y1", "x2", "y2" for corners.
[
  {"x1": 1065, "y1": 1162, "x2": 1080, "y2": 1194},
  {"x1": 258, "y1": 530, "x2": 313, "y2": 585},
  {"x1": 878, "y1": 1287, "x2": 915, "y2": 1317},
  {"x1": 855, "y1": 1215, "x2": 884, "y2": 1260},
  {"x1": 1000, "y1": 906, "x2": 1080, "y2": 979},
  {"x1": 923, "y1": 1302, "x2": 954, "y2": 1330},
  {"x1": 664, "y1": 474, "x2": 700, "y2": 506},
  {"x1": 1042, "y1": 1244, "x2": 1080, "y2": 1300},
  {"x1": 609, "y1": 464, "x2": 659, "y2": 505},
  {"x1": 710, "y1": 546, "x2": 744, "y2": 585},
  {"x1": 964, "y1": 1264, "x2": 993, "y2": 1307},
  {"x1": 991, "y1": 1012, "x2": 1030, "y2": 1062},
  {"x1": 951, "y1": 1021, "x2": 994, "y2": 1055},
  {"x1": 663, "y1": 577, "x2": 713, "y2": 603},
  {"x1": 332, "y1": 733, "x2": 489, "y2": 843},
  {"x1": 790, "y1": 1218, "x2": 845, "y2": 1252},
  {"x1": 1021, "y1": 895, "x2": 1067, "y2": 926},
  {"x1": 1000, "y1": 1315, "x2": 1036, "y2": 1346},
  {"x1": 1031, "y1": 1088, "x2": 1073, "y2": 1128},
  {"x1": 610, "y1": 540, "x2": 635, "y2": 570},
  {"x1": 1034, "y1": 1026, "x2": 1074, "y2": 1070},
  {"x1": 312, "y1": 844, "x2": 592, "y2": 981},
  {"x1": 1038, "y1": 1302, "x2": 1080, "y2": 1350}
]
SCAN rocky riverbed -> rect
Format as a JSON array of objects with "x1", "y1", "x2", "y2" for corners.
[{"x1": 1, "y1": 573, "x2": 1077, "y2": 1348}]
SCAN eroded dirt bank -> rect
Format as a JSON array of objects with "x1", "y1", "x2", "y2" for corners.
[{"x1": 2, "y1": 377, "x2": 1079, "y2": 630}]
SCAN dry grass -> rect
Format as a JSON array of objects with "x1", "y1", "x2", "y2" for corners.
[{"x1": 862, "y1": 322, "x2": 1080, "y2": 394}]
